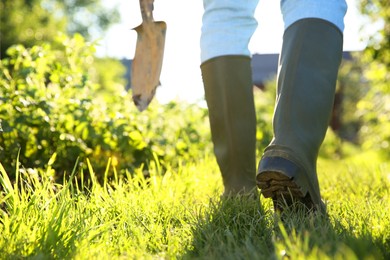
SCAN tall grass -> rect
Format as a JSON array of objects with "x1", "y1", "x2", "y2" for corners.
[{"x1": 0, "y1": 152, "x2": 389, "y2": 259}]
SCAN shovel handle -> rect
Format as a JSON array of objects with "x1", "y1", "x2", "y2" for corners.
[{"x1": 140, "y1": 0, "x2": 155, "y2": 22}]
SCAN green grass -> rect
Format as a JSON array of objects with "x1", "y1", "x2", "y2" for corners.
[{"x1": 0, "y1": 152, "x2": 389, "y2": 259}]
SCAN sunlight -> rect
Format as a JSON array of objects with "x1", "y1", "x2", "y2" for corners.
[{"x1": 97, "y1": 0, "x2": 367, "y2": 104}]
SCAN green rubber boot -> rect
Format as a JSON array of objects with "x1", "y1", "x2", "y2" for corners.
[
  {"x1": 201, "y1": 56, "x2": 257, "y2": 197},
  {"x1": 256, "y1": 19, "x2": 343, "y2": 213}
]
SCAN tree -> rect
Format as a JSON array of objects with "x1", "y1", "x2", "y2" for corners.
[
  {"x1": 0, "y1": 0, "x2": 66, "y2": 57},
  {"x1": 359, "y1": 0, "x2": 390, "y2": 76},
  {"x1": 0, "y1": 0, "x2": 119, "y2": 58},
  {"x1": 45, "y1": 0, "x2": 120, "y2": 38},
  {"x1": 357, "y1": 0, "x2": 390, "y2": 155}
]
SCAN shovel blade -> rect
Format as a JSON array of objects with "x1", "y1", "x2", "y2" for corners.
[{"x1": 131, "y1": 21, "x2": 167, "y2": 111}]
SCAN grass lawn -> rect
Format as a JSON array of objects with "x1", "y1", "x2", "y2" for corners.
[{"x1": 0, "y1": 151, "x2": 389, "y2": 259}]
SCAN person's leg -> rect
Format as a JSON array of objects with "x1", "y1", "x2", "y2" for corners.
[
  {"x1": 257, "y1": 0, "x2": 347, "y2": 212},
  {"x1": 200, "y1": 0, "x2": 259, "y2": 196}
]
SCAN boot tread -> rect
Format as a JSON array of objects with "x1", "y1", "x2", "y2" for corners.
[{"x1": 257, "y1": 171, "x2": 315, "y2": 211}]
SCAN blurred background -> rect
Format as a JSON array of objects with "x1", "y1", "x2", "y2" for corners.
[
  {"x1": 96, "y1": 0, "x2": 368, "y2": 103},
  {"x1": 0, "y1": 0, "x2": 377, "y2": 102}
]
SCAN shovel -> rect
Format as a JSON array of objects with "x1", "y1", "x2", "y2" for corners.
[{"x1": 131, "y1": 0, "x2": 167, "y2": 112}]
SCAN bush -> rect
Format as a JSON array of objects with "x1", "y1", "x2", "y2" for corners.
[
  {"x1": 0, "y1": 34, "x2": 212, "y2": 182},
  {"x1": 0, "y1": 33, "x2": 277, "y2": 183}
]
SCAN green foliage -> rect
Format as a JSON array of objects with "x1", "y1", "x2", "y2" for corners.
[
  {"x1": 332, "y1": 56, "x2": 367, "y2": 142},
  {"x1": 356, "y1": 0, "x2": 390, "y2": 156},
  {"x1": 0, "y1": 0, "x2": 66, "y2": 58},
  {"x1": 357, "y1": 86, "x2": 390, "y2": 155},
  {"x1": 54, "y1": 0, "x2": 120, "y2": 37},
  {"x1": 359, "y1": 0, "x2": 390, "y2": 74},
  {"x1": 0, "y1": 0, "x2": 119, "y2": 58},
  {"x1": 0, "y1": 34, "x2": 211, "y2": 182},
  {"x1": 90, "y1": 57, "x2": 127, "y2": 95}
]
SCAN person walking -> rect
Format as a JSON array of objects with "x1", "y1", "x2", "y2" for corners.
[{"x1": 200, "y1": 0, "x2": 347, "y2": 212}]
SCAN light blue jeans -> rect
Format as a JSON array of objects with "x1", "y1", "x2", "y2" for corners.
[{"x1": 200, "y1": 0, "x2": 348, "y2": 63}]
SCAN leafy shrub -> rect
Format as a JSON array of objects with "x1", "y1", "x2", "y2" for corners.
[
  {"x1": 356, "y1": 57, "x2": 390, "y2": 158},
  {"x1": 0, "y1": 34, "x2": 212, "y2": 182},
  {"x1": 0, "y1": 33, "x2": 276, "y2": 183}
]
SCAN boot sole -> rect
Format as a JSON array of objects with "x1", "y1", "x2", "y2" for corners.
[{"x1": 257, "y1": 171, "x2": 315, "y2": 211}]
